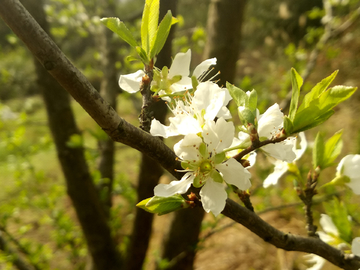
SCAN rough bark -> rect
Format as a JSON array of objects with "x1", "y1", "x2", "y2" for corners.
[
  {"x1": 2, "y1": 1, "x2": 360, "y2": 269},
  {"x1": 203, "y1": 0, "x2": 247, "y2": 85},
  {"x1": 17, "y1": 1, "x2": 121, "y2": 269},
  {"x1": 124, "y1": 1, "x2": 176, "y2": 269},
  {"x1": 96, "y1": 0, "x2": 119, "y2": 219}
]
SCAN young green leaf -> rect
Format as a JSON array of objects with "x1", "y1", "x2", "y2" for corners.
[
  {"x1": 149, "y1": 10, "x2": 173, "y2": 60},
  {"x1": 141, "y1": 0, "x2": 159, "y2": 55},
  {"x1": 283, "y1": 116, "x2": 294, "y2": 135},
  {"x1": 248, "y1": 89, "x2": 258, "y2": 112},
  {"x1": 288, "y1": 68, "x2": 303, "y2": 121},
  {"x1": 322, "y1": 130, "x2": 343, "y2": 168},
  {"x1": 226, "y1": 82, "x2": 248, "y2": 107},
  {"x1": 323, "y1": 198, "x2": 353, "y2": 243},
  {"x1": 299, "y1": 70, "x2": 338, "y2": 111},
  {"x1": 136, "y1": 194, "x2": 187, "y2": 215},
  {"x1": 100, "y1": 17, "x2": 138, "y2": 48},
  {"x1": 313, "y1": 132, "x2": 325, "y2": 169}
]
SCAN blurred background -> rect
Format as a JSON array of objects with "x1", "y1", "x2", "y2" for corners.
[{"x1": 1, "y1": 0, "x2": 360, "y2": 269}]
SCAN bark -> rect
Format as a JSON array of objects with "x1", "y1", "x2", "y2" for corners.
[
  {"x1": 3, "y1": 1, "x2": 360, "y2": 269},
  {"x1": 17, "y1": 1, "x2": 121, "y2": 269},
  {"x1": 203, "y1": 0, "x2": 247, "y2": 84},
  {"x1": 124, "y1": 1, "x2": 176, "y2": 269},
  {"x1": 96, "y1": 0, "x2": 119, "y2": 219}
]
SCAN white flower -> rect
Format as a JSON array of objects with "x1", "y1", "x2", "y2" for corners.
[
  {"x1": 238, "y1": 103, "x2": 297, "y2": 163},
  {"x1": 263, "y1": 132, "x2": 307, "y2": 188},
  {"x1": 352, "y1": 237, "x2": 360, "y2": 256},
  {"x1": 150, "y1": 81, "x2": 232, "y2": 138},
  {"x1": 336, "y1": 154, "x2": 360, "y2": 194},
  {"x1": 119, "y1": 49, "x2": 216, "y2": 94},
  {"x1": 153, "y1": 118, "x2": 251, "y2": 216},
  {"x1": 304, "y1": 254, "x2": 326, "y2": 270}
]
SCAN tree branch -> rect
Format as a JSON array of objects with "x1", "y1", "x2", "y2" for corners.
[{"x1": 1, "y1": 0, "x2": 360, "y2": 269}]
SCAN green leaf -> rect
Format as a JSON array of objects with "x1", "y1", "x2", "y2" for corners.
[
  {"x1": 226, "y1": 82, "x2": 248, "y2": 107},
  {"x1": 299, "y1": 70, "x2": 338, "y2": 111},
  {"x1": 318, "y1": 85, "x2": 357, "y2": 112},
  {"x1": 313, "y1": 132, "x2": 325, "y2": 169},
  {"x1": 136, "y1": 194, "x2": 187, "y2": 215},
  {"x1": 288, "y1": 68, "x2": 303, "y2": 121},
  {"x1": 292, "y1": 108, "x2": 334, "y2": 133},
  {"x1": 66, "y1": 134, "x2": 83, "y2": 148},
  {"x1": 149, "y1": 10, "x2": 173, "y2": 59},
  {"x1": 323, "y1": 198, "x2": 353, "y2": 243},
  {"x1": 248, "y1": 89, "x2": 258, "y2": 112},
  {"x1": 136, "y1": 46, "x2": 150, "y2": 64},
  {"x1": 240, "y1": 107, "x2": 256, "y2": 126},
  {"x1": 322, "y1": 130, "x2": 343, "y2": 168},
  {"x1": 100, "y1": 17, "x2": 138, "y2": 48},
  {"x1": 283, "y1": 116, "x2": 294, "y2": 135},
  {"x1": 141, "y1": 0, "x2": 159, "y2": 55}
]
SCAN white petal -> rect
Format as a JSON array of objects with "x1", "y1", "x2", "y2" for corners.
[
  {"x1": 168, "y1": 49, "x2": 191, "y2": 78},
  {"x1": 118, "y1": 70, "x2": 144, "y2": 93},
  {"x1": 170, "y1": 77, "x2": 193, "y2": 93},
  {"x1": 346, "y1": 180, "x2": 360, "y2": 195},
  {"x1": 339, "y1": 155, "x2": 360, "y2": 179},
  {"x1": 154, "y1": 173, "x2": 194, "y2": 197},
  {"x1": 304, "y1": 254, "x2": 326, "y2": 270},
  {"x1": 257, "y1": 103, "x2": 284, "y2": 138},
  {"x1": 216, "y1": 158, "x2": 251, "y2": 190},
  {"x1": 294, "y1": 132, "x2": 308, "y2": 161},
  {"x1": 193, "y1": 57, "x2": 217, "y2": 78},
  {"x1": 263, "y1": 160, "x2": 288, "y2": 188},
  {"x1": 352, "y1": 237, "x2": 360, "y2": 256},
  {"x1": 200, "y1": 179, "x2": 227, "y2": 216},
  {"x1": 168, "y1": 114, "x2": 202, "y2": 136},
  {"x1": 203, "y1": 118, "x2": 235, "y2": 153},
  {"x1": 320, "y1": 214, "x2": 339, "y2": 236},
  {"x1": 150, "y1": 119, "x2": 178, "y2": 138},
  {"x1": 261, "y1": 138, "x2": 296, "y2": 162},
  {"x1": 174, "y1": 133, "x2": 202, "y2": 161}
]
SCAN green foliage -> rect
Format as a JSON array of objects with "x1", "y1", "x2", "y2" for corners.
[
  {"x1": 323, "y1": 198, "x2": 353, "y2": 243},
  {"x1": 102, "y1": 0, "x2": 177, "y2": 64},
  {"x1": 226, "y1": 83, "x2": 257, "y2": 126},
  {"x1": 284, "y1": 70, "x2": 357, "y2": 135},
  {"x1": 137, "y1": 194, "x2": 188, "y2": 215}
]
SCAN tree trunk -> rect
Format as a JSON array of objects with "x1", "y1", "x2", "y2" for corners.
[
  {"x1": 203, "y1": 0, "x2": 247, "y2": 84},
  {"x1": 19, "y1": 0, "x2": 121, "y2": 269},
  {"x1": 124, "y1": 1, "x2": 177, "y2": 270},
  {"x1": 96, "y1": 0, "x2": 119, "y2": 220}
]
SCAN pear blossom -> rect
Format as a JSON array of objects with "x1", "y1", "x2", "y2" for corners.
[
  {"x1": 118, "y1": 49, "x2": 216, "y2": 94},
  {"x1": 154, "y1": 118, "x2": 251, "y2": 216},
  {"x1": 238, "y1": 103, "x2": 296, "y2": 163},
  {"x1": 150, "y1": 81, "x2": 232, "y2": 138},
  {"x1": 352, "y1": 237, "x2": 360, "y2": 256},
  {"x1": 263, "y1": 132, "x2": 307, "y2": 188},
  {"x1": 336, "y1": 154, "x2": 360, "y2": 194}
]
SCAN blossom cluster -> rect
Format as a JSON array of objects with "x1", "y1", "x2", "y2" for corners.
[{"x1": 120, "y1": 49, "x2": 300, "y2": 216}]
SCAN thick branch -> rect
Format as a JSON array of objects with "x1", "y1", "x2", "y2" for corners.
[{"x1": 2, "y1": 1, "x2": 360, "y2": 269}]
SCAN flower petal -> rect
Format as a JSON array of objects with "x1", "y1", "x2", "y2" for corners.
[
  {"x1": 193, "y1": 57, "x2": 217, "y2": 78},
  {"x1": 261, "y1": 139, "x2": 296, "y2": 163},
  {"x1": 168, "y1": 49, "x2": 191, "y2": 78},
  {"x1": 118, "y1": 70, "x2": 144, "y2": 93},
  {"x1": 216, "y1": 158, "x2": 251, "y2": 190},
  {"x1": 257, "y1": 103, "x2": 284, "y2": 138},
  {"x1": 263, "y1": 160, "x2": 288, "y2": 188},
  {"x1": 320, "y1": 214, "x2": 339, "y2": 237},
  {"x1": 154, "y1": 172, "x2": 194, "y2": 197},
  {"x1": 174, "y1": 133, "x2": 202, "y2": 160},
  {"x1": 203, "y1": 118, "x2": 235, "y2": 153},
  {"x1": 351, "y1": 237, "x2": 360, "y2": 256},
  {"x1": 200, "y1": 179, "x2": 227, "y2": 216}
]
